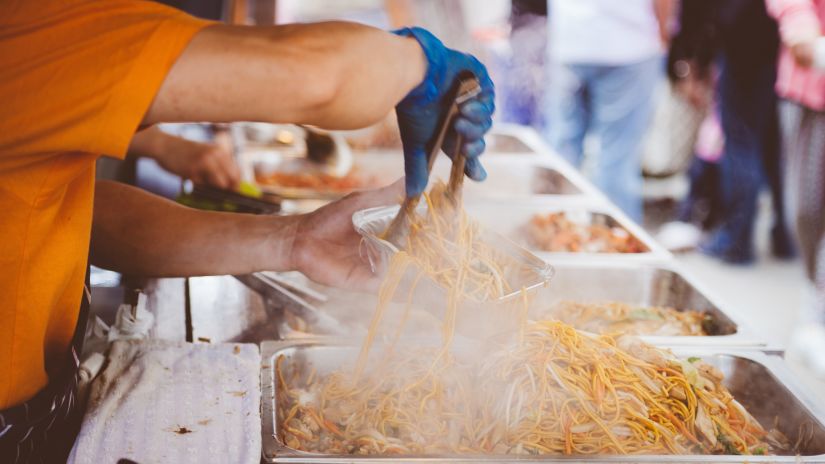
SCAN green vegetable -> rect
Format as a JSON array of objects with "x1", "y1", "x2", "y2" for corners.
[
  {"x1": 687, "y1": 357, "x2": 701, "y2": 363},
  {"x1": 628, "y1": 307, "x2": 663, "y2": 321},
  {"x1": 238, "y1": 181, "x2": 263, "y2": 198},
  {"x1": 679, "y1": 359, "x2": 700, "y2": 387},
  {"x1": 752, "y1": 446, "x2": 767, "y2": 455},
  {"x1": 717, "y1": 433, "x2": 741, "y2": 455}
]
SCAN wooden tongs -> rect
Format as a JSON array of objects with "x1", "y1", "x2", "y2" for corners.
[{"x1": 385, "y1": 72, "x2": 483, "y2": 248}]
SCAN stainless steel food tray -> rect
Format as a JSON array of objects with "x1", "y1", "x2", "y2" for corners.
[
  {"x1": 331, "y1": 153, "x2": 595, "y2": 199},
  {"x1": 236, "y1": 272, "x2": 418, "y2": 340},
  {"x1": 460, "y1": 156, "x2": 590, "y2": 198},
  {"x1": 261, "y1": 341, "x2": 825, "y2": 463},
  {"x1": 239, "y1": 146, "x2": 598, "y2": 203},
  {"x1": 464, "y1": 198, "x2": 670, "y2": 260},
  {"x1": 483, "y1": 123, "x2": 541, "y2": 154},
  {"x1": 533, "y1": 260, "x2": 764, "y2": 347},
  {"x1": 255, "y1": 262, "x2": 762, "y2": 348}
]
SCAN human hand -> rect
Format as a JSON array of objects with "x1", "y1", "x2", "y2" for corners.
[
  {"x1": 393, "y1": 27, "x2": 495, "y2": 196},
  {"x1": 791, "y1": 40, "x2": 816, "y2": 68},
  {"x1": 676, "y1": 78, "x2": 711, "y2": 109},
  {"x1": 290, "y1": 179, "x2": 404, "y2": 291},
  {"x1": 670, "y1": 59, "x2": 712, "y2": 109},
  {"x1": 157, "y1": 139, "x2": 241, "y2": 190}
]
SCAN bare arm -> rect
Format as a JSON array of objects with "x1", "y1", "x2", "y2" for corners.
[
  {"x1": 143, "y1": 22, "x2": 426, "y2": 129},
  {"x1": 92, "y1": 180, "x2": 296, "y2": 276},
  {"x1": 384, "y1": 0, "x2": 415, "y2": 28},
  {"x1": 128, "y1": 126, "x2": 241, "y2": 189},
  {"x1": 766, "y1": 0, "x2": 822, "y2": 67},
  {"x1": 92, "y1": 179, "x2": 403, "y2": 288},
  {"x1": 653, "y1": 0, "x2": 677, "y2": 45}
]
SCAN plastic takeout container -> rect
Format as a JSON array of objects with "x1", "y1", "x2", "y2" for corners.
[{"x1": 352, "y1": 204, "x2": 554, "y2": 337}]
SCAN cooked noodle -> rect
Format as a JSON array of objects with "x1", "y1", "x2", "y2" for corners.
[{"x1": 276, "y1": 182, "x2": 785, "y2": 456}]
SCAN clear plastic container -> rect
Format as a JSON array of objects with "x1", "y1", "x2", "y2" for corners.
[{"x1": 352, "y1": 204, "x2": 554, "y2": 338}]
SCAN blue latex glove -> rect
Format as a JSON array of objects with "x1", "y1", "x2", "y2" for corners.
[{"x1": 393, "y1": 27, "x2": 495, "y2": 196}]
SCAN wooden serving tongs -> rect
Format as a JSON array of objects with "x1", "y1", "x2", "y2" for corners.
[{"x1": 384, "y1": 72, "x2": 483, "y2": 249}]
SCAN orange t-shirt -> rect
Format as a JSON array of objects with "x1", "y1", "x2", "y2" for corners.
[{"x1": 0, "y1": 0, "x2": 210, "y2": 409}]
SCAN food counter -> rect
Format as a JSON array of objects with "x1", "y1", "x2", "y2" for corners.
[{"x1": 90, "y1": 125, "x2": 825, "y2": 463}]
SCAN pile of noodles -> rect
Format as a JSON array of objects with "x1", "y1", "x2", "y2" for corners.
[{"x1": 275, "y1": 183, "x2": 785, "y2": 456}]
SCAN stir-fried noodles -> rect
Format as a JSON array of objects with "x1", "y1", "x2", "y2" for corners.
[
  {"x1": 542, "y1": 301, "x2": 711, "y2": 337},
  {"x1": 276, "y1": 183, "x2": 786, "y2": 456},
  {"x1": 276, "y1": 320, "x2": 786, "y2": 455}
]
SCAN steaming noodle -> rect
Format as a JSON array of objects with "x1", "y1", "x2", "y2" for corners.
[
  {"x1": 276, "y1": 182, "x2": 788, "y2": 456},
  {"x1": 354, "y1": 181, "x2": 522, "y2": 376}
]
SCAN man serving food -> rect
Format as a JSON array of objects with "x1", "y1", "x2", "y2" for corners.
[{"x1": 0, "y1": 1, "x2": 494, "y2": 461}]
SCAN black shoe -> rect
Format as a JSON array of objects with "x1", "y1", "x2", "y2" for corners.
[{"x1": 771, "y1": 225, "x2": 796, "y2": 260}]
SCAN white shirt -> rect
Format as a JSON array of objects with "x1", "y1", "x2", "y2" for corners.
[{"x1": 549, "y1": 0, "x2": 663, "y2": 65}]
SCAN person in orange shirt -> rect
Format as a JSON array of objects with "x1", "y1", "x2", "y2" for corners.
[{"x1": 0, "y1": 0, "x2": 495, "y2": 461}]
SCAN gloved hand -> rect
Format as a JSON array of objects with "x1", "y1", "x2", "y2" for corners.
[{"x1": 393, "y1": 27, "x2": 495, "y2": 196}]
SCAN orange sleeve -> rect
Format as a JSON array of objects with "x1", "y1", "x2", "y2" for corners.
[{"x1": 0, "y1": 0, "x2": 213, "y2": 159}]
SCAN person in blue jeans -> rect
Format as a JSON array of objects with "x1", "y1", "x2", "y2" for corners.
[
  {"x1": 546, "y1": 58, "x2": 662, "y2": 221},
  {"x1": 498, "y1": 0, "x2": 547, "y2": 129},
  {"x1": 545, "y1": 0, "x2": 671, "y2": 222},
  {"x1": 706, "y1": 54, "x2": 790, "y2": 263},
  {"x1": 669, "y1": 0, "x2": 794, "y2": 263}
]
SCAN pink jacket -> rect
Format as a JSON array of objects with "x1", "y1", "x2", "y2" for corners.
[{"x1": 766, "y1": 0, "x2": 825, "y2": 110}]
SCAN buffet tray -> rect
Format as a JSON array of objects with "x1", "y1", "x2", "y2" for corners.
[
  {"x1": 533, "y1": 260, "x2": 763, "y2": 347},
  {"x1": 261, "y1": 341, "x2": 825, "y2": 463},
  {"x1": 460, "y1": 156, "x2": 589, "y2": 198},
  {"x1": 481, "y1": 123, "x2": 540, "y2": 154},
  {"x1": 255, "y1": 261, "x2": 761, "y2": 348},
  {"x1": 241, "y1": 148, "x2": 597, "y2": 205},
  {"x1": 463, "y1": 198, "x2": 670, "y2": 260}
]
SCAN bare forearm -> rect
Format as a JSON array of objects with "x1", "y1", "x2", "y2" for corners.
[
  {"x1": 654, "y1": 0, "x2": 676, "y2": 43},
  {"x1": 91, "y1": 180, "x2": 298, "y2": 276},
  {"x1": 126, "y1": 126, "x2": 241, "y2": 188},
  {"x1": 128, "y1": 126, "x2": 184, "y2": 159},
  {"x1": 144, "y1": 22, "x2": 426, "y2": 129}
]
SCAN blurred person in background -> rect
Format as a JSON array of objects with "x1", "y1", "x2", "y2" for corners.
[
  {"x1": 657, "y1": 108, "x2": 726, "y2": 252},
  {"x1": 667, "y1": 0, "x2": 794, "y2": 264},
  {"x1": 767, "y1": 0, "x2": 825, "y2": 376},
  {"x1": 544, "y1": 0, "x2": 674, "y2": 222},
  {"x1": 498, "y1": 0, "x2": 547, "y2": 128}
]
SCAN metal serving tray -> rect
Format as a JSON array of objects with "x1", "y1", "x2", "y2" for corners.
[
  {"x1": 257, "y1": 262, "x2": 760, "y2": 347},
  {"x1": 240, "y1": 142, "x2": 597, "y2": 204},
  {"x1": 463, "y1": 198, "x2": 670, "y2": 260},
  {"x1": 533, "y1": 261, "x2": 764, "y2": 347},
  {"x1": 260, "y1": 341, "x2": 825, "y2": 463},
  {"x1": 486, "y1": 132, "x2": 535, "y2": 153},
  {"x1": 236, "y1": 272, "x2": 424, "y2": 341},
  {"x1": 323, "y1": 153, "x2": 592, "y2": 199},
  {"x1": 483, "y1": 123, "x2": 540, "y2": 154},
  {"x1": 460, "y1": 156, "x2": 588, "y2": 197}
]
